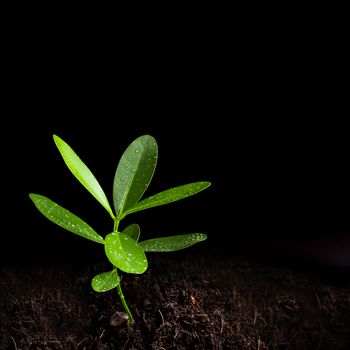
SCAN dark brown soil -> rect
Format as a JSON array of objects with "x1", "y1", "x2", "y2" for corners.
[{"x1": 1, "y1": 253, "x2": 349, "y2": 349}]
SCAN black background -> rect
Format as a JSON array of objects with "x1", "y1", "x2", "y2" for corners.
[{"x1": 2, "y1": 11, "x2": 349, "y2": 265}]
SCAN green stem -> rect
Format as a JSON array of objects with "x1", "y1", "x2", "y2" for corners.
[
  {"x1": 116, "y1": 276, "x2": 134, "y2": 326},
  {"x1": 113, "y1": 218, "x2": 120, "y2": 233},
  {"x1": 112, "y1": 217, "x2": 133, "y2": 325}
]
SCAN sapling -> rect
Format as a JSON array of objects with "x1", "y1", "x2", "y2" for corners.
[{"x1": 29, "y1": 135, "x2": 210, "y2": 325}]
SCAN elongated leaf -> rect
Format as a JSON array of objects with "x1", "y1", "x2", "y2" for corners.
[
  {"x1": 113, "y1": 135, "x2": 158, "y2": 216},
  {"x1": 140, "y1": 233, "x2": 207, "y2": 252},
  {"x1": 123, "y1": 182, "x2": 211, "y2": 216},
  {"x1": 122, "y1": 224, "x2": 140, "y2": 242},
  {"x1": 91, "y1": 269, "x2": 120, "y2": 292},
  {"x1": 29, "y1": 193, "x2": 104, "y2": 244},
  {"x1": 53, "y1": 135, "x2": 114, "y2": 218},
  {"x1": 105, "y1": 233, "x2": 148, "y2": 274}
]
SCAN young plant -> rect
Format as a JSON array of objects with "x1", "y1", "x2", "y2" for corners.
[{"x1": 29, "y1": 135, "x2": 210, "y2": 325}]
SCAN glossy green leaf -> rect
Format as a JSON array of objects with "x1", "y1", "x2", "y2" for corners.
[
  {"x1": 105, "y1": 233, "x2": 148, "y2": 274},
  {"x1": 113, "y1": 135, "x2": 158, "y2": 216},
  {"x1": 140, "y1": 233, "x2": 207, "y2": 252},
  {"x1": 53, "y1": 135, "x2": 114, "y2": 218},
  {"x1": 122, "y1": 224, "x2": 140, "y2": 242},
  {"x1": 123, "y1": 182, "x2": 211, "y2": 216},
  {"x1": 91, "y1": 268, "x2": 120, "y2": 292},
  {"x1": 29, "y1": 193, "x2": 104, "y2": 244}
]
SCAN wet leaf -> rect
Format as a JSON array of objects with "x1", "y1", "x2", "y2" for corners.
[
  {"x1": 105, "y1": 233, "x2": 148, "y2": 274},
  {"x1": 123, "y1": 182, "x2": 211, "y2": 216},
  {"x1": 91, "y1": 268, "x2": 120, "y2": 292},
  {"x1": 122, "y1": 224, "x2": 140, "y2": 242},
  {"x1": 113, "y1": 135, "x2": 158, "y2": 216},
  {"x1": 140, "y1": 233, "x2": 207, "y2": 252},
  {"x1": 53, "y1": 135, "x2": 114, "y2": 218},
  {"x1": 29, "y1": 193, "x2": 104, "y2": 244}
]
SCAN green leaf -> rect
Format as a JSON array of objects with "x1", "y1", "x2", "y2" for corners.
[
  {"x1": 113, "y1": 135, "x2": 158, "y2": 216},
  {"x1": 29, "y1": 193, "x2": 104, "y2": 244},
  {"x1": 123, "y1": 182, "x2": 211, "y2": 216},
  {"x1": 105, "y1": 233, "x2": 148, "y2": 274},
  {"x1": 91, "y1": 268, "x2": 120, "y2": 292},
  {"x1": 140, "y1": 233, "x2": 207, "y2": 252},
  {"x1": 53, "y1": 135, "x2": 114, "y2": 218},
  {"x1": 122, "y1": 224, "x2": 140, "y2": 242}
]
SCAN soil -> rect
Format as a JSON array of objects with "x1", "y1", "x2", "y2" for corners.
[{"x1": 1, "y1": 253, "x2": 350, "y2": 350}]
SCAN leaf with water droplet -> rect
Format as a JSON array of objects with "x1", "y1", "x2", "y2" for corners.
[
  {"x1": 123, "y1": 182, "x2": 211, "y2": 216},
  {"x1": 29, "y1": 193, "x2": 104, "y2": 244},
  {"x1": 53, "y1": 135, "x2": 114, "y2": 218},
  {"x1": 122, "y1": 224, "x2": 140, "y2": 242},
  {"x1": 113, "y1": 135, "x2": 158, "y2": 216},
  {"x1": 139, "y1": 233, "x2": 207, "y2": 252},
  {"x1": 105, "y1": 233, "x2": 148, "y2": 274},
  {"x1": 91, "y1": 268, "x2": 120, "y2": 292}
]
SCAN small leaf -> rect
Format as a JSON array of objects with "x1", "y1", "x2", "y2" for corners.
[
  {"x1": 140, "y1": 233, "x2": 207, "y2": 252},
  {"x1": 53, "y1": 135, "x2": 114, "y2": 218},
  {"x1": 105, "y1": 233, "x2": 148, "y2": 274},
  {"x1": 91, "y1": 269, "x2": 120, "y2": 292},
  {"x1": 29, "y1": 193, "x2": 104, "y2": 244},
  {"x1": 122, "y1": 224, "x2": 140, "y2": 242},
  {"x1": 113, "y1": 135, "x2": 158, "y2": 216},
  {"x1": 123, "y1": 182, "x2": 211, "y2": 216}
]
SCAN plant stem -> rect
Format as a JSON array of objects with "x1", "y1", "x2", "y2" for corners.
[
  {"x1": 113, "y1": 219, "x2": 133, "y2": 325},
  {"x1": 116, "y1": 274, "x2": 134, "y2": 326},
  {"x1": 113, "y1": 218, "x2": 120, "y2": 233}
]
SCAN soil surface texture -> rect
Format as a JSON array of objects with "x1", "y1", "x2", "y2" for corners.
[{"x1": 1, "y1": 253, "x2": 350, "y2": 349}]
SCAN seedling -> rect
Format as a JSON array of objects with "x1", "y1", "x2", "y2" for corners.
[{"x1": 29, "y1": 135, "x2": 210, "y2": 325}]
